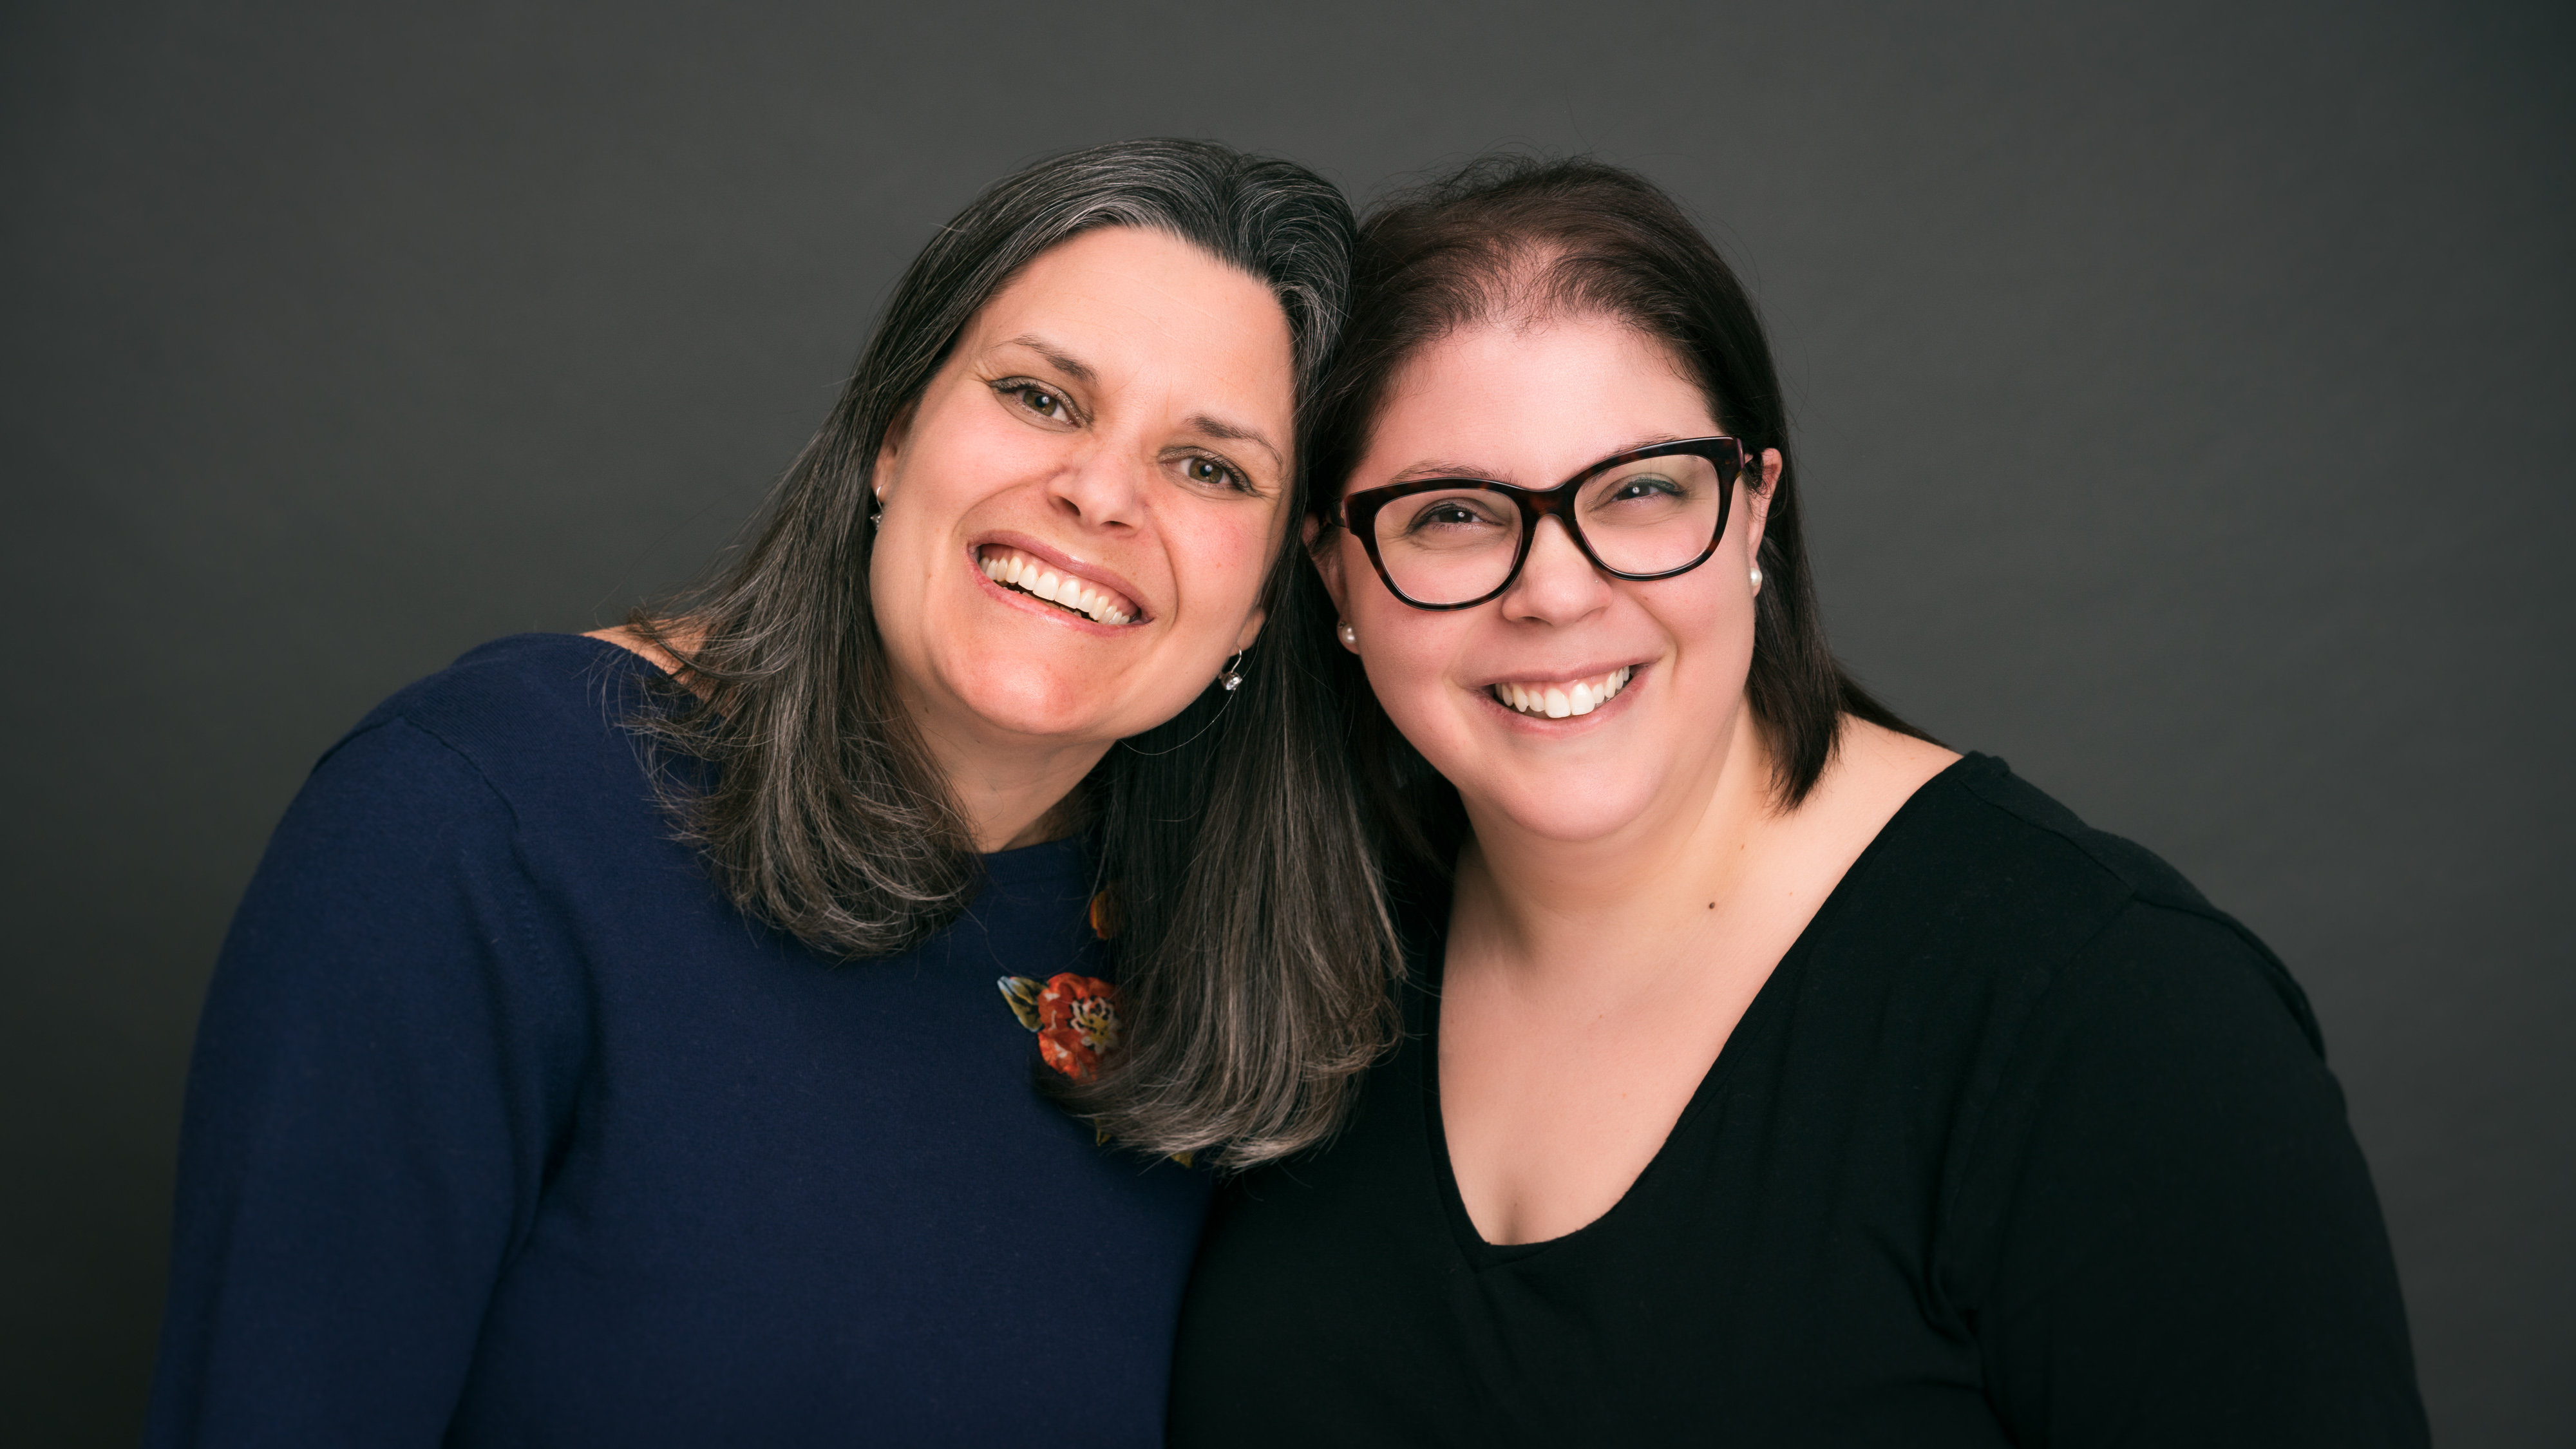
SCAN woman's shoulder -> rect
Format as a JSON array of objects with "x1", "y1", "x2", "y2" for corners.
[
  {"x1": 321, "y1": 632, "x2": 671, "y2": 815},
  {"x1": 1846, "y1": 750, "x2": 2320, "y2": 1054},
  {"x1": 1866, "y1": 750, "x2": 2225, "y2": 924}
]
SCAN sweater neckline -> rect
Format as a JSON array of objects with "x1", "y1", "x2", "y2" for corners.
[
  {"x1": 562, "y1": 630, "x2": 1096, "y2": 889},
  {"x1": 1413, "y1": 752, "x2": 1996, "y2": 1268}
]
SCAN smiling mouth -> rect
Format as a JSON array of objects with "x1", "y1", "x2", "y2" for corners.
[
  {"x1": 1490, "y1": 666, "x2": 1634, "y2": 719},
  {"x1": 977, "y1": 545, "x2": 1140, "y2": 626}
]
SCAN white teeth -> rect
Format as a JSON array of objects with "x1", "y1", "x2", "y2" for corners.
[
  {"x1": 1492, "y1": 666, "x2": 1633, "y2": 719},
  {"x1": 978, "y1": 548, "x2": 1137, "y2": 625}
]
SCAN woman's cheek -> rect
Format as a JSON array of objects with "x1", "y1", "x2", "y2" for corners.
[
  {"x1": 1173, "y1": 504, "x2": 1282, "y2": 633},
  {"x1": 1361, "y1": 623, "x2": 1467, "y2": 762}
]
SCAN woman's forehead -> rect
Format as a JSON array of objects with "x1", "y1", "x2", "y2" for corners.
[
  {"x1": 1352, "y1": 317, "x2": 1717, "y2": 490},
  {"x1": 958, "y1": 228, "x2": 1296, "y2": 412},
  {"x1": 972, "y1": 228, "x2": 1284, "y2": 348}
]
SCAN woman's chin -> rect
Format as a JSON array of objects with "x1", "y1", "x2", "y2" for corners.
[
  {"x1": 941, "y1": 664, "x2": 1191, "y2": 748},
  {"x1": 1466, "y1": 779, "x2": 1669, "y2": 848}
]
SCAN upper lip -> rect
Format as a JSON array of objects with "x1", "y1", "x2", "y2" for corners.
[
  {"x1": 1470, "y1": 661, "x2": 1647, "y2": 688},
  {"x1": 972, "y1": 531, "x2": 1151, "y2": 621}
]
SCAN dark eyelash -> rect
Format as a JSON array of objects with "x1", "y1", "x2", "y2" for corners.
[
  {"x1": 1187, "y1": 453, "x2": 1256, "y2": 494},
  {"x1": 992, "y1": 379, "x2": 1075, "y2": 422}
]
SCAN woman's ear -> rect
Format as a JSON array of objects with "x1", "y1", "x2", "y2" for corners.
[
  {"x1": 1302, "y1": 514, "x2": 1354, "y2": 620},
  {"x1": 873, "y1": 400, "x2": 921, "y2": 493},
  {"x1": 1231, "y1": 608, "x2": 1268, "y2": 653},
  {"x1": 1743, "y1": 448, "x2": 1782, "y2": 560}
]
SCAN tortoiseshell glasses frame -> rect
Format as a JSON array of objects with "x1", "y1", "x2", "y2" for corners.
[{"x1": 1336, "y1": 436, "x2": 1752, "y2": 611}]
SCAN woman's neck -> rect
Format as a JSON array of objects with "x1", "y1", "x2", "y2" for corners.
[
  {"x1": 1447, "y1": 706, "x2": 1791, "y2": 998},
  {"x1": 920, "y1": 726, "x2": 1110, "y2": 853},
  {"x1": 1446, "y1": 712, "x2": 1959, "y2": 1003},
  {"x1": 592, "y1": 621, "x2": 1099, "y2": 854}
]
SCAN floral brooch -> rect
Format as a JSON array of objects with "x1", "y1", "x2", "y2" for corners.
[
  {"x1": 993, "y1": 889, "x2": 1192, "y2": 1165},
  {"x1": 997, "y1": 972, "x2": 1122, "y2": 1084}
]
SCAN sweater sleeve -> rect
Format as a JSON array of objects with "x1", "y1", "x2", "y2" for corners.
[
  {"x1": 146, "y1": 717, "x2": 587, "y2": 1448},
  {"x1": 1950, "y1": 901, "x2": 2429, "y2": 1447}
]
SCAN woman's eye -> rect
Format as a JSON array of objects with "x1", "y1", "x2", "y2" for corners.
[
  {"x1": 999, "y1": 382, "x2": 1072, "y2": 422},
  {"x1": 1401, "y1": 498, "x2": 1507, "y2": 536},
  {"x1": 1182, "y1": 456, "x2": 1248, "y2": 491}
]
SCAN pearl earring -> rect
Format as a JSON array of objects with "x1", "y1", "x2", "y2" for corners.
[
  {"x1": 870, "y1": 493, "x2": 884, "y2": 527},
  {"x1": 1749, "y1": 564, "x2": 1763, "y2": 595},
  {"x1": 1337, "y1": 621, "x2": 1358, "y2": 650},
  {"x1": 1218, "y1": 650, "x2": 1246, "y2": 692}
]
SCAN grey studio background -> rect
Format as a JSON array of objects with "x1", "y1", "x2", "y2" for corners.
[{"x1": 4, "y1": 0, "x2": 2569, "y2": 1443}]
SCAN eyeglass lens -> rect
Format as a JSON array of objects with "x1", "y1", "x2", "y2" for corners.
[{"x1": 1369, "y1": 452, "x2": 1730, "y2": 605}]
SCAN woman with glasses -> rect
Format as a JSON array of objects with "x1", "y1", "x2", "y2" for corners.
[{"x1": 1170, "y1": 158, "x2": 2427, "y2": 1446}]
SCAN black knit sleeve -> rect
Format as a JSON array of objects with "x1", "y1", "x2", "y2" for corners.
[{"x1": 1946, "y1": 901, "x2": 2428, "y2": 1446}]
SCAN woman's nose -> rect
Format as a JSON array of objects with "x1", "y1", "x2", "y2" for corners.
[
  {"x1": 1045, "y1": 445, "x2": 1146, "y2": 531},
  {"x1": 1500, "y1": 517, "x2": 1613, "y2": 623}
]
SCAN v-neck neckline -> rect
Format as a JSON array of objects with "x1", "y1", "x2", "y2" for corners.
[{"x1": 1412, "y1": 754, "x2": 1979, "y2": 1269}]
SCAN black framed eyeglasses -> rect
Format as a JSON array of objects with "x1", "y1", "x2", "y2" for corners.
[{"x1": 1339, "y1": 437, "x2": 1751, "y2": 610}]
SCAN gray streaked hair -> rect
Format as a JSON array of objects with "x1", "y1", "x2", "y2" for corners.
[{"x1": 630, "y1": 138, "x2": 1400, "y2": 1166}]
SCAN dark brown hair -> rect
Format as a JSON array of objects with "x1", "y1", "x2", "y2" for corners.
[
  {"x1": 1308, "y1": 156, "x2": 1929, "y2": 866},
  {"x1": 630, "y1": 139, "x2": 1400, "y2": 1166}
]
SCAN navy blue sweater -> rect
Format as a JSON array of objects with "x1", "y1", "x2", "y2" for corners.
[{"x1": 146, "y1": 634, "x2": 1209, "y2": 1447}]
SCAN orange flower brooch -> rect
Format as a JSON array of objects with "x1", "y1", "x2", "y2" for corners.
[
  {"x1": 997, "y1": 972, "x2": 1122, "y2": 1084},
  {"x1": 994, "y1": 889, "x2": 1195, "y2": 1164}
]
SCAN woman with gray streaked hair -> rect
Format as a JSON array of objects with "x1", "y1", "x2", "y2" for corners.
[{"x1": 145, "y1": 138, "x2": 1399, "y2": 1446}]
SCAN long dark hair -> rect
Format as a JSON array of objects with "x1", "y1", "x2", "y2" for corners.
[
  {"x1": 1308, "y1": 156, "x2": 1931, "y2": 866},
  {"x1": 632, "y1": 139, "x2": 1400, "y2": 1166}
]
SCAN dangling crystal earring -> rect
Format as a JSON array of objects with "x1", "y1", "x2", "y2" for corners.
[
  {"x1": 1337, "y1": 621, "x2": 1358, "y2": 650},
  {"x1": 1218, "y1": 650, "x2": 1246, "y2": 692},
  {"x1": 1748, "y1": 564, "x2": 1763, "y2": 595},
  {"x1": 870, "y1": 492, "x2": 885, "y2": 527}
]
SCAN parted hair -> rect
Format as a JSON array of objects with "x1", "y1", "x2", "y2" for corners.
[
  {"x1": 1307, "y1": 156, "x2": 1929, "y2": 866},
  {"x1": 630, "y1": 139, "x2": 1401, "y2": 1167}
]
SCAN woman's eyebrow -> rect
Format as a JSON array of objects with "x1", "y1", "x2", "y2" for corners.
[
  {"x1": 1387, "y1": 459, "x2": 1508, "y2": 484},
  {"x1": 1383, "y1": 436, "x2": 1701, "y2": 487},
  {"x1": 1184, "y1": 414, "x2": 1283, "y2": 469},
  {"x1": 996, "y1": 333, "x2": 1095, "y2": 385}
]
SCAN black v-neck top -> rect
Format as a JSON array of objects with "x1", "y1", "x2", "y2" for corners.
[{"x1": 1169, "y1": 755, "x2": 2426, "y2": 1446}]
